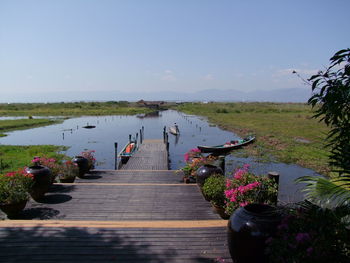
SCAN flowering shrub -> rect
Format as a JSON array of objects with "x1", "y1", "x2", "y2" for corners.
[
  {"x1": 184, "y1": 148, "x2": 201, "y2": 163},
  {"x1": 182, "y1": 148, "x2": 217, "y2": 176},
  {"x1": 81, "y1": 150, "x2": 96, "y2": 169},
  {"x1": 0, "y1": 169, "x2": 34, "y2": 204},
  {"x1": 265, "y1": 202, "x2": 350, "y2": 263},
  {"x1": 58, "y1": 161, "x2": 79, "y2": 179},
  {"x1": 224, "y1": 164, "x2": 277, "y2": 216},
  {"x1": 181, "y1": 148, "x2": 218, "y2": 183},
  {"x1": 31, "y1": 156, "x2": 61, "y2": 180}
]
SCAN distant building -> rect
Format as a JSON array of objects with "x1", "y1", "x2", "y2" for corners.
[{"x1": 136, "y1": 100, "x2": 165, "y2": 109}]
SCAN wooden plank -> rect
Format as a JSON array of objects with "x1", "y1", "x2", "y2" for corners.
[
  {"x1": 0, "y1": 220, "x2": 227, "y2": 228},
  {"x1": 75, "y1": 170, "x2": 184, "y2": 184},
  {"x1": 0, "y1": 184, "x2": 220, "y2": 221},
  {"x1": 0, "y1": 227, "x2": 232, "y2": 262}
]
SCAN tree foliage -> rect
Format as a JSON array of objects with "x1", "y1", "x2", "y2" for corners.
[
  {"x1": 308, "y1": 48, "x2": 350, "y2": 176},
  {"x1": 297, "y1": 49, "x2": 350, "y2": 208}
]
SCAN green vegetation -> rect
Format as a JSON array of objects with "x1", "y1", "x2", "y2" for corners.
[
  {"x1": 0, "y1": 101, "x2": 153, "y2": 116},
  {"x1": 176, "y1": 102, "x2": 330, "y2": 175},
  {"x1": 0, "y1": 118, "x2": 63, "y2": 137},
  {"x1": 0, "y1": 145, "x2": 68, "y2": 174}
]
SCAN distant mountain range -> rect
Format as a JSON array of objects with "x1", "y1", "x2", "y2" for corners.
[{"x1": 2, "y1": 88, "x2": 312, "y2": 103}]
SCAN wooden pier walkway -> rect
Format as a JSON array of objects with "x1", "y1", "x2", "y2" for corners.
[
  {"x1": 0, "y1": 139, "x2": 232, "y2": 263},
  {"x1": 120, "y1": 139, "x2": 169, "y2": 170}
]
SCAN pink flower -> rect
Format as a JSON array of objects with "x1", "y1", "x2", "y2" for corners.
[
  {"x1": 31, "y1": 157, "x2": 40, "y2": 163},
  {"x1": 243, "y1": 163, "x2": 250, "y2": 170},
  {"x1": 239, "y1": 202, "x2": 248, "y2": 207},
  {"x1": 184, "y1": 153, "x2": 189, "y2": 162},
  {"x1": 226, "y1": 179, "x2": 231, "y2": 188},
  {"x1": 306, "y1": 247, "x2": 313, "y2": 256},
  {"x1": 295, "y1": 233, "x2": 311, "y2": 243}
]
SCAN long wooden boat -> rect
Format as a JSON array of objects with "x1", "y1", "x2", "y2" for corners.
[
  {"x1": 169, "y1": 126, "x2": 180, "y2": 136},
  {"x1": 119, "y1": 140, "x2": 138, "y2": 164},
  {"x1": 197, "y1": 135, "x2": 255, "y2": 154}
]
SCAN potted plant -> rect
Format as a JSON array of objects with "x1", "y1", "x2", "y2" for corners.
[
  {"x1": 224, "y1": 164, "x2": 277, "y2": 216},
  {"x1": 202, "y1": 174, "x2": 228, "y2": 219},
  {"x1": 32, "y1": 156, "x2": 61, "y2": 184},
  {"x1": 58, "y1": 160, "x2": 79, "y2": 183},
  {"x1": 0, "y1": 169, "x2": 34, "y2": 218},
  {"x1": 81, "y1": 150, "x2": 96, "y2": 171},
  {"x1": 182, "y1": 148, "x2": 217, "y2": 183}
]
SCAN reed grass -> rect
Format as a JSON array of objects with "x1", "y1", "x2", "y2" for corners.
[{"x1": 176, "y1": 102, "x2": 330, "y2": 175}]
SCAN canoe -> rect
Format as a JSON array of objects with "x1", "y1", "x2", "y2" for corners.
[
  {"x1": 83, "y1": 125, "x2": 96, "y2": 129},
  {"x1": 169, "y1": 126, "x2": 180, "y2": 135},
  {"x1": 197, "y1": 136, "x2": 255, "y2": 154},
  {"x1": 119, "y1": 141, "x2": 137, "y2": 164}
]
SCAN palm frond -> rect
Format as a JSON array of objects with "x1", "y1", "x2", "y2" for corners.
[{"x1": 296, "y1": 176, "x2": 350, "y2": 208}]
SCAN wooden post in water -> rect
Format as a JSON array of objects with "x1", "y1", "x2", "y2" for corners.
[
  {"x1": 163, "y1": 126, "x2": 166, "y2": 142},
  {"x1": 114, "y1": 142, "x2": 118, "y2": 170},
  {"x1": 129, "y1": 134, "x2": 131, "y2": 142},
  {"x1": 218, "y1": 156, "x2": 225, "y2": 174},
  {"x1": 139, "y1": 129, "x2": 143, "y2": 144},
  {"x1": 268, "y1": 171, "x2": 280, "y2": 185},
  {"x1": 166, "y1": 132, "x2": 169, "y2": 152},
  {"x1": 268, "y1": 171, "x2": 280, "y2": 204}
]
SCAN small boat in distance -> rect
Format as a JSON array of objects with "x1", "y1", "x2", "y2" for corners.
[
  {"x1": 197, "y1": 135, "x2": 255, "y2": 154},
  {"x1": 169, "y1": 123, "x2": 180, "y2": 136},
  {"x1": 83, "y1": 125, "x2": 96, "y2": 129},
  {"x1": 119, "y1": 140, "x2": 138, "y2": 164}
]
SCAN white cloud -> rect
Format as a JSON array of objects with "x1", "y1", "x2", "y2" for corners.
[
  {"x1": 203, "y1": 74, "x2": 214, "y2": 80},
  {"x1": 161, "y1": 70, "x2": 176, "y2": 81}
]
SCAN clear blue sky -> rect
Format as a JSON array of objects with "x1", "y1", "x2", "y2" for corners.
[{"x1": 0, "y1": 0, "x2": 349, "y2": 102}]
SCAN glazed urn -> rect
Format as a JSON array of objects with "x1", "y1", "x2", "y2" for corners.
[
  {"x1": 196, "y1": 164, "x2": 223, "y2": 187},
  {"x1": 0, "y1": 200, "x2": 27, "y2": 218},
  {"x1": 72, "y1": 156, "x2": 89, "y2": 178},
  {"x1": 227, "y1": 203, "x2": 281, "y2": 263},
  {"x1": 26, "y1": 165, "x2": 51, "y2": 201}
]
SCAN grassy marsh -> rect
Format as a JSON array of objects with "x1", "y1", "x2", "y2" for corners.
[
  {"x1": 176, "y1": 102, "x2": 330, "y2": 175},
  {"x1": 0, "y1": 145, "x2": 68, "y2": 174},
  {"x1": 0, "y1": 101, "x2": 152, "y2": 116},
  {"x1": 0, "y1": 118, "x2": 63, "y2": 137}
]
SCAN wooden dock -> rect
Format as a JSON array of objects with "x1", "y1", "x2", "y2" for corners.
[
  {"x1": 0, "y1": 139, "x2": 232, "y2": 262},
  {"x1": 120, "y1": 139, "x2": 169, "y2": 170}
]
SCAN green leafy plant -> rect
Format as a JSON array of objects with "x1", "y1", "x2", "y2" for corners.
[
  {"x1": 202, "y1": 174, "x2": 226, "y2": 207},
  {"x1": 307, "y1": 48, "x2": 350, "y2": 176},
  {"x1": 297, "y1": 49, "x2": 350, "y2": 209},
  {"x1": 0, "y1": 169, "x2": 34, "y2": 204}
]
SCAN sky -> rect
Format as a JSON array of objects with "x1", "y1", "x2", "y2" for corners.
[{"x1": 0, "y1": 0, "x2": 349, "y2": 102}]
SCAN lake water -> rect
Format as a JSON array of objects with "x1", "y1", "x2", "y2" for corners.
[{"x1": 0, "y1": 110, "x2": 319, "y2": 202}]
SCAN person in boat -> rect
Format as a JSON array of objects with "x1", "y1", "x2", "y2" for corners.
[{"x1": 174, "y1": 123, "x2": 179, "y2": 134}]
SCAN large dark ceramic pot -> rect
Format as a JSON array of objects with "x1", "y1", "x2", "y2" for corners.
[
  {"x1": 196, "y1": 164, "x2": 223, "y2": 187},
  {"x1": 72, "y1": 156, "x2": 89, "y2": 178},
  {"x1": 227, "y1": 204, "x2": 281, "y2": 263},
  {"x1": 0, "y1": 200, "x2": 27, "y2": 218},
  {"x1": 26, "y1": 165, "x2": 51, "y2": 201}
]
